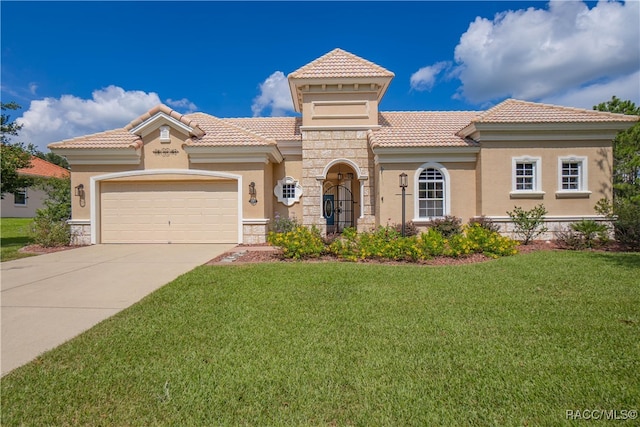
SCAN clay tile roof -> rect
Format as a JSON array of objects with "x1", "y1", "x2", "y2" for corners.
[
  {"x1": 288, "y1": 48, "x2": 395, "y2": 79},
  {"x1": 224, "y1": 117, "x2": 301, "y2": 141},
  {"x1": 125, "y1": 104, "x2": 205, "y2": 137},
  {"x1": 473, "y1": 99, "x2": 640, "y2": 123},
  {"x1": 48, "y1": 129, "x2": 143, "y2": 150},
  {"x1": 17, "y1": 156, "x2": 70, "y2": 178},
  {"x1": 369, "y1": 111, "x2": 480, "y2": 148},
  {"x1": 184, "y1": 113, "x2": 277, "y2": 146}
]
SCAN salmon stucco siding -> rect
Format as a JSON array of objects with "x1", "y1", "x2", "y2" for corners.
[{"x1": 48, "y1": 48, "x2": 639, "y2": 245}]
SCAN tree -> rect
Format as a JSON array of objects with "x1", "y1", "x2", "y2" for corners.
[
  {"x1": 26, "y1": 143, "x2": 70, "y2": 169},
  {"x1": 593, "y1": 96, "x2": 640, "y2": 202},
  {"x1": 1, "y1": 102, "x2": 33, "y2": 198}
]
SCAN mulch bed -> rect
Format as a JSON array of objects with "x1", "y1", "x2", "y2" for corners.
[
  {"x1": 206, "y1": 240, "x2": 566, "y2": 266},
  {"x1": 19, "y1": 245, "x2": 84, "y2": 255}
]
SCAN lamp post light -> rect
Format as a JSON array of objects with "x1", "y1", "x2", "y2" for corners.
[{"x1": 399, "y1": 173, "x2": 408, "y2": 237}]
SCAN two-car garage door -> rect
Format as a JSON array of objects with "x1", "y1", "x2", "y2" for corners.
[{"x1": 100, "y1": 181, "x2": 238, "y2": 243}]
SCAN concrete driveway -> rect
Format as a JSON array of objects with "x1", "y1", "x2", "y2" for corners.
[{"x1": 1, "y1": 244, "x2": 234, "y2": 376}]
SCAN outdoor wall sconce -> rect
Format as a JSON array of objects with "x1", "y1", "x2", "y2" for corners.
[
  {"x1": 249, "y1": 181, "x2": 258, "y2": 205},
  {"x1": 74, "y1": 184, "x2": 85, "y2": 198},
  {"x1": 75, "y1": 184, "x2": 86, "y2": 207},
  {"x1": 399, "y1": 173, "x2": 408, "y2": 236}
]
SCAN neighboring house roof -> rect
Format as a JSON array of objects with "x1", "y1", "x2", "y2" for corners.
[
  {"x1": 370, "y1": 112, "x2": 480, "y2": 148},
  {"x1": 18, "y1": 156, "x2": 70, "y2": 178},
  {"x1": 471, "y1": 99, "x2": 639, "y2": 124},
  {"x1": 288, "y1": 48, "x2": 395, "y2": 79}
]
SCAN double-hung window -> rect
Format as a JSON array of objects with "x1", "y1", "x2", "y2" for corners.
[
  {"x1": 511, "y1": 157, "x2": 543, "y2": 197},
  {"x1": 417, "y1": 167, "x2": 446, "y2": 218},
  {"x1": 557, "y1": 156, "x2": 589, "y2": 197}
]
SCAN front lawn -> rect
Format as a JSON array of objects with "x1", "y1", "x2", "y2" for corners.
[
  {"x1": 2, "y1": 251, "x2": 639, "y2": 425},
  {"x1": 0, "y1": 217, "x2": 34, "y2": 261}
]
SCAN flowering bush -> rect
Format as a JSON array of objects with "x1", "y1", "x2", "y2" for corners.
[
  {"x1": 267, "y1": 225, "x2": 325, "y2": 259},
  {"x1": 270, "y1": 223, "x2": 518, "y2": 262},
  {"x1": 464, "y1": 223, "x2": 519, "y2": 257}
]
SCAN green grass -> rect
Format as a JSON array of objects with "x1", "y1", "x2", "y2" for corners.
[
  {"x1": 0, "y1": 217, "x2": 35, "y2": 261},
  {"x1": 2, "y1": 251, "x2": 639, "y2": 426}
]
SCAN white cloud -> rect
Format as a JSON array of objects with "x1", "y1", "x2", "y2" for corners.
[
  {"x1": 166, "y1": 98, "x2": 198, "y2": 113},
  {"x1": 445, "y1": 0, "x2": 640, "y2": 106},
  {"x1": 410, "y1": 61, "x2": 451, "y2": 91},
  {"x1": 251, "y1": 71, "x2": 295, "y2": 117},
  {"x1": 539, "y1": 70, "x2": 640, "y2": 109},
  {"x1": 15, "y1": 86, "x2": 162, "y2": 151},
  {"x1": 28, "y1": 83, "x2": 38, "y2": 95}
]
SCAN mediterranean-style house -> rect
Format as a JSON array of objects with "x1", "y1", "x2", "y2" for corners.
[
  {"x1": 0, "y1": 156, "x2": 70, "y2": 218},
  {"x1": 49, "y1": 48, "x2": 638, "y2": 245}
]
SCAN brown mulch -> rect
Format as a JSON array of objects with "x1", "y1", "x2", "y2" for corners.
[
  {"x1": 19, "y1": 244, "x2": 84, "y2": 255},
  {"x1": 206, "y1": 240, "x2": 569, "y2": 266}
]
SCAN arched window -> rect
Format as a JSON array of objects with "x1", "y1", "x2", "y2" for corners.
[{"x1": 417, "y1": 166, "x2": 447, "y2": 218}]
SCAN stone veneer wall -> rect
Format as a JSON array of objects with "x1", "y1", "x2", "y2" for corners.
[
  {"x1": 69, "y1": 221, "x2": 91, "y2": 246},
  {"x1": 301, "y1": 129, "x2": 376, "y2": 234},
  {"x1": 242, "y1": 223, "x2": 268, "y2": 244}
]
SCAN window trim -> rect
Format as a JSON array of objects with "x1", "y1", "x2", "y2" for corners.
[
  {"x1": 556, "y1": 156, "x2": 590, "y2": 197},
  {"x1": 413, "y1": 162, "x2": 450, "y2": 221},
  {"x1": 511, "y1": 156, "x2": 544, "y2": 198},
  {"x1": 274, "y1": 176, "x2": 303, "y2": 206},
  {"x1": 13, "y1": 188, "x2": 27, "y2": 206}
]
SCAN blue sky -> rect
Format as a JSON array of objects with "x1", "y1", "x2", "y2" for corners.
[{"x1": 1, "y1": 1, "x2": 639, "y2": 151}]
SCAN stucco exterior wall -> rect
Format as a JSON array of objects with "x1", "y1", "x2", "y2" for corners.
[
  {"x1": 301, "y1": 90, "x2": 379, "y2": 128},
  {"x1": 376, "y1": 161, "x2": 477, "y2": 227},
  {"x1": 271, "y1": 156, "x2": 303, "y2": 223},
  {"x1": 0, "y1": 188, "x2": 47, "y2": 218},
  {"x1": 477, "y1": 140, "x2": 612, "y2": 217}
]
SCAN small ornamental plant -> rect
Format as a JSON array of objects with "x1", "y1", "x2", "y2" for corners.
[{"x1": 506, "y1": 204, "x2": 548, "y2": 244}]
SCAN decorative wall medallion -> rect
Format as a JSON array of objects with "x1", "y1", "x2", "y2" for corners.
[{"x1": 152, "y1": 148, "x2": 180, "y2": 157}]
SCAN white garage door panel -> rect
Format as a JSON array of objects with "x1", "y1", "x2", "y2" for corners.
[{"x1": 101, "y1": 181, "x2": 238, "y2": 243}]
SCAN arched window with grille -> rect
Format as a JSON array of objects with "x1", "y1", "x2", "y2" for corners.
[{"x1": 415, "y1": 163, "x2": 449, "y2": 219}]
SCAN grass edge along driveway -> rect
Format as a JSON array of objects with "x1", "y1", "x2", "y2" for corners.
[
  {"x1": 2, "y1": 250, "x2": 639, "y2": 426},
  {"x1": 0, "y1": 217, "x2": 35, "y2": 262}
]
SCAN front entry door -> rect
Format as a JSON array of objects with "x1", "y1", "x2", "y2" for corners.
[{"x1": 323, "y1": 184, "x2": 354, "y2": 234}]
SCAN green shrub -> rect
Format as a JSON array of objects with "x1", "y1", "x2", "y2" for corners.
[
  {"x1": 465, "y1": 223, "x2": 519, "y2": 257},
  {"x1": 506, "y1": 204, "x2": 548, "y2": 244},
  {"x1": 571, "y1": 220, "x2": 609, "y2": 249},
  {"x1": 392, "y1": 220, "x2": 419, "y2": 237},
  {"x1": 468, "y1": 216, "x2": 501, "y2": 233},
  {"x1": 29, "y1": 177, "x2": 72, "y2": 247},
  {"x1": 29, "y1": 217, "x2": 71, "y2": 247},
  {"x1": 328, "y1": 227, "x2": 360, "y2": 261},
  {"x1": 267, "y1": 225, "x2": 325, "y2": 259},
  {"x1": 416, "y1": 228, "x2": 446, "y2": 257},
  {"x1": 595, "y1": 198, "x2": 640, "y2": 250},
  {"x1": 428, "y1": 215, "x2": 462, "y2": 237},
  {"x1": 270, "y1": 213, "x2": 300, "y2": 233}
]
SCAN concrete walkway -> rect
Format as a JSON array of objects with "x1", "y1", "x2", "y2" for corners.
[{"x1": 1, "y1": 244, "x2": 233, "y2": 376}]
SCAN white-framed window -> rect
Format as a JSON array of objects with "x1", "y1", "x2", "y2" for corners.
[
  {"x1": 415, "y1": 162, "x2": 450, "y2": 220},
  {"x1": 159, "y1": 125, "x2": 170, "y2": 142},
  {"x1": 14, "y1": 188, "x2": 27, "y2": 206},
  {"x1": 511, "y1": 157, "x2": 543, "y2": 196},
  {"x1": 557, "y1": 156, "x2": 589, "y2": 196},
  {"x1": 274, "y1": 176, "x2": 303, "y2": 206}
]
